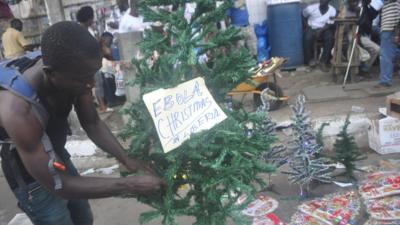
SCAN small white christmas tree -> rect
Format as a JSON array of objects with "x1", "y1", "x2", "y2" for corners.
[{"x1": 283, "y1": 95, "x2": 332, "y2": 196}]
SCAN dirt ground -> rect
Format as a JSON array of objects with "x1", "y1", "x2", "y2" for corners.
[{"x1": 1, "y1": 65, "x2": 400, "y2": 225}]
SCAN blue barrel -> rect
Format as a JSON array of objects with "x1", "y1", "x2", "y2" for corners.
[{"x1": 267, "y1": 2, "x2": 304, "y2": 69}]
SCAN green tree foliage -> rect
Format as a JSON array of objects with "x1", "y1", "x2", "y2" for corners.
[
  {"x1": 120, "y1": 1, "x2": 276, "y2": 224},
  {"x1": 332, "y1": 114, "x2": 366, "y2": 179},
  {"x1": 316, "y1": 122, "x2": 329, "y2": 149}
]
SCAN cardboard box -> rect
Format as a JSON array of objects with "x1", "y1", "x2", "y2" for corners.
[
  {"x1": 368, "y1": 117, "x2": 400, "y2": 154},
  {"x1": 386, "y1": 92, "x2": 400, "y2": 119}
]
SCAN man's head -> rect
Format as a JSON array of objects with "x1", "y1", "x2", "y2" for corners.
[
  {"x1": 41, "y1": 21, "x2": 102, "y2": 95},
  {"x1": 348, "y1": 0, "x2": 360, "y2": 12},
  {"x1": 10, "y1": 19, "x2": 23, "y2": 31},
  {"x1": 130, "y1": 0, "x2": 140, "y2": 16},
  {"x1": 76, "y1": 6, "x2": 94, "y2": 28},
  {"x1": 100, "y1": 32, "x2": 113, "y2": 47},
  {"x1": 117, "y1": 0, "x2": 129, "y2": 13},
  {"x1": 320, "y1": 0, "x2": 331, "y2": 7}
]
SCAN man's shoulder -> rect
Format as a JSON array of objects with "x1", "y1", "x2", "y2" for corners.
[
  {"x1": 5, "y1": 27, "x2": 19, "y2": 35},
  {"x1": 2, "y1": 28, "x2": 12, "y2": 37},
  {"x1": 305, "y1": 3, "x2": 319, "y2": 11},
  {"x1": 0, "y1": 89, "x2": 31, "y2": 123},
  {"x1": 2, "y1": 28, "x2": 20, "y2": 39}
]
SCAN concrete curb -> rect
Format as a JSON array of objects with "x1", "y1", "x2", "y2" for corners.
[{"x1": 276, "y1": 113, "x2": 378, "y2": 152}]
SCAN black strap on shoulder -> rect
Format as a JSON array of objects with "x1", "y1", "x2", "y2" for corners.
[
  {"x1": 0, "y1": 140, "x2": 27, "y2": 190},
  {"x1": 0, "y1": 52, "x2": 63, "y2": 190}
]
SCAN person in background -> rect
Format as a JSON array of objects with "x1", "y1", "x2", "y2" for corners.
[
  {"x1": 105, "y1": 0, "x2": 130, "y2": 35},
  {"x1": 76, "y1": 5, "x2": 110, "y2": 112},
  {"x1": 395, "y1": 20, "x2": 400, "y2": 45},
  {"x1": 343, "y1": 0, "x2": 362, "y2": 57},
  {"x1": 99, "y1": 32, "x2": 124, "y2": 108},
  {"x1": 1, "y1": 19, "x2": 36, "y2": 59},
  {"x1": 357, "y1": 0, "x2": 382, "y2": 77},
  {"x1": 76, "y1": 6, "x2": 97, "y2": 38},
  {"x1": 344, "y1": 0, "x2": 378, "y2": 79},
  {"x1": 225, "y1": 0, "x2": 257, "y2": 57},
  {"x1": 119, "y1": 0, "x2": 150, "y2": 33},
  {"x1": 371, "y1": 16, "x2": 381, "y2": 43},
  {"x1": 375, "y1": 0, "x2": 400, "y2": 88},
  {"x1": 0, "y1": 0, "x2": 14, "y2": 58},
  {"x1": 303, "y1": 0, "x2": 337, "y2": 72}
]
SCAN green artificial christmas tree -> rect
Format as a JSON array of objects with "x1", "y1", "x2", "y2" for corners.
[
  {"x1": 332, "y1": 114, "x2": 366, "y2": 179},
  {"x1": 283, "y1": 95, "x2": 332, "y2": 196},
  {"x1": 120, "y1": 1, "x2": 276, "y2": 224},
  {"x1": 316, "y1": 122, "x2": 329, "y2": 149}
]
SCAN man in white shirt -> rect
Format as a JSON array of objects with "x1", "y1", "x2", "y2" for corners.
[
  {"x1": 119, "y1": 0, "x2": 150, "y2": 33},
  {"x1": 303, "y1": 0, "x2": 337, "y2": 71}
]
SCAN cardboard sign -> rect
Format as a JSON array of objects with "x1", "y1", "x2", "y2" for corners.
[{"x1": 143, "y1": 77, "x2": 227, "y2": 153}]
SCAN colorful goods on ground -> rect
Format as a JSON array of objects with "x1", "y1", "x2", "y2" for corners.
[
  {"x1": 289, "y1": 191, "x2": 360, "y2": 225},
  {"x1": 359, "y1": 171, "x2": 400, "y2": 200}
]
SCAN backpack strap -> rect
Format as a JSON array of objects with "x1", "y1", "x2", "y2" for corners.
[
  {"x1": 0, "y1": 59, "x2": 63, "y2": 190},
  {"x1": 0, "y1": 65, "x2": 48, "y2": 118},
  {"x1": 0, "y1": 141, "x2": 29, "y2": 190}
]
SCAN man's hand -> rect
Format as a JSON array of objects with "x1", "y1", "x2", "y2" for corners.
[
  {"x1": 125, "y1": 174, "x2": 166, "y2": 195},
  {"x1": 362, "y1": 0, "x2": 371, "y2": 6},
  {"x1": 123, "y1": 157, "x2": 156, "y2": 175},
  {"x1": 107, "y1": 21, "x2": 119, "y2": 29},
  {"x1": 395, "y1": 33, "x2": 400, "y2": 46}
]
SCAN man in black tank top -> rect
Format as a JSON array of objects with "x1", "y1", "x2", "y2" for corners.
[{"x1": 0, "y1": 21, "x2": 165, "y2": 225}]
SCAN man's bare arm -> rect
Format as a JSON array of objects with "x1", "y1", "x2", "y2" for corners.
[
  {"x1": 0, "y1": 93, "x2": 163, "y2": 199},
  {"x1": 74, "y1": 94, "x2": 154, "y2": 174}
]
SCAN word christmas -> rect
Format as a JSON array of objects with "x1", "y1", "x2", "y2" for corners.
[{"x1": 143, "y1": 77, "x2": 227, "y2": 152}]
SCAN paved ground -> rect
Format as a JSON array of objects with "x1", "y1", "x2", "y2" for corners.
[{"x1": 1, "y1": 65, "x2": 400, "y2": 225}]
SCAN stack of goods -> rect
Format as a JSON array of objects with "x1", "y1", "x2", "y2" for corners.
[
  {"x1": 252, "y1": 214, "x2": 285, "y2": 225},
  {"x1": 359, "y1": 171, "x2": 400, "y2": 199},
  {"x1": 364, "y1": 218, "x2": 400, "y2": 225},
  {"x1": 240, "y1": 194, "x2": 285, "y2": 225},
  {"x1": 289, "y1": 191, "x2": 361, "y2": 225},
  {"x1": 359, "y1": 171, "x2": 400, "y2": 224}
]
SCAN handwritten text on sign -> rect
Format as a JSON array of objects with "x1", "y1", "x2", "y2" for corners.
[{"x1": 143, "y1": 77, "x2": 227, "y2": 153}]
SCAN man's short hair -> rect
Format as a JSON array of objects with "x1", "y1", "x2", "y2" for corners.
[
  {"x1": 76, "y1": 6, "x2": 94, "y2": 23},
  {"x1": 117, "y1": 0, "x2": 129, "y2": 12},
  {"x1": 10, "y1": 19, "x2": 22, "y2": 29},
  {"x1": 101, "y1": 32, "x2": 113, "y2": 40},
  {"x1": 41, "y1": 21, "x2": 101, "y2": 72}
]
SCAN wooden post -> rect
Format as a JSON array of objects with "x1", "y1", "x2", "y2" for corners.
[
  {"x1": 43, "y1": 0, "x2": 65, "y2": 25},
  {"x1": 117, "y1": 31, "x2": 143, "y2": 105}
]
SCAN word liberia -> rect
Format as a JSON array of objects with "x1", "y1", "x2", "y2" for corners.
[
  {"x1": 143, "y1": 77, "x2": 227, "y2": 152},
  {"x1": 152, "y1": 84, "x2": 220, "y2": 143}
]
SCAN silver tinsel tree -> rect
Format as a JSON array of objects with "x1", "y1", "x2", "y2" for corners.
[
  {"x1": 259, "y1": 89, "x2": 288, "y2": 170},
  {"x1": 283, "y1": 95, "x2": 332, "y2": 196}
]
